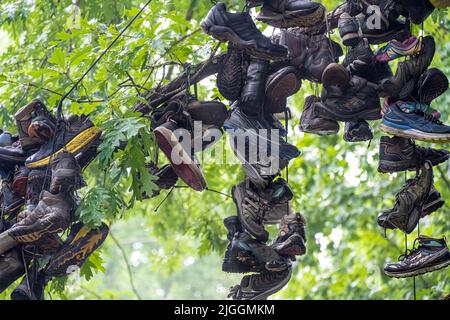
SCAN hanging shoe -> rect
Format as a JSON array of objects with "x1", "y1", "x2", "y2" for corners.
[
  {"x1": 271, "y1": 212, "x2": 306, "y2": 257},
  {"x1": 232, "y1": 232, "x2": 281, "y2": 263},
  {"x1": 299, "y1": 95, "x2": 340, "y2": 136},
  {"x1": 264, "y1": 66, "x2": 302, "y2": 114},
  {"x1": 15, "y1": 99, "x2": 56, "y2": 151},
  {"x1": 338, "y1": 12, "x2": 361, "y2": 47},
  {"x1": 10, "y1": 271, "x2": 46, "y2": 300},
  {"x1": 201, "y1": 3, "x2": 288, "y2": 61},
  {"x1": 240, "y1": 58, "x2": 269, "y2": 118},
  {"x1": 25, "y1": 115, "x2": 102, "y2": 169},
  {"x1": 396, "y1": 0, "x2": 435, "y2": 24},
  {"x1": 378, "y1": 161, "x2": 433, "y2": 234},
  {"x1": 384, "y1": 236, "x2": 450, "y2": 278},
  {"x1": 0, "y1": 247, "x2": 25, "y2": 294},
  {"x1": 217, "y1": 44, "x2": 248, "y2": 101},
  {"x1": 343, "y1": 120, "x2": 373, "y2": 142},
  {"x1": 228, "y1": 267, "x2": 292, "y2": 300},
  {"x1": 316, "y1": 76, "x2": 381, "y2": 121},
  {"x1": 321, "y1": 63, "x2": 351, "y2": 92},
  {"x1": 380, "y1": 101, "x2": 450, "y2": 143},
  {"x1": 374, "y1": 36, "x2": 420, "y2": 62},
  {"x1": 417, "y1": 68, "x2": 449, "y2": 105},
  {"x1": 379, "y1": 36, "x2": 435, "y2": 99},
  {"x1": 49, "y1": 152, "x2": 85, "y2": 194},
  {"x1": 44, "y1": 222, "x2": 109, "y2": 278},
  {"x1": 256, "y1": 0, "x2": 325, "y2": 29},
  {"x1": 378, "y1": 136, "x2": 449, "y2": 173},
  {"x1": 0, "y1": 181, "x2": 24, "y2": 215}
]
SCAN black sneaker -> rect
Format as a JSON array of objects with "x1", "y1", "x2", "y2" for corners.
[
  {"x1": 264, "y1": 66, "x2": 301, "y2": 114},
  {"x1": 378, "y1": 161, "x2": 433, "y2": 234},
  {"x1": 384, "y1": 236, "x2": 450, "y2": 278},
  {"x1": 256, "y1": 0, "x2": 325, "y2": 29},
  {"x1": 316, "y1": 76, "x2": 381, "y2": 121},
  {"x1": 417, "y1": 68, "x2": 449, "y2": 105},
  {"x1": 240, "y1": 58, "x2": 269, "y2": 118},
  {"x1": 344, "y1": 120, "x2": 373, "y2": 142},
  {"x1": 228, "y1": 267, "x2": 292, "y2": 300},
  {"x1": 232, "y1": 232, "x2": 281, "y2": 263},
  {"x1": 378, "y1": 136, "x2": 449, "y2": 173},
  {"x1": 299, "y1": 96, "x2": 340, "y2": 136},
  {"x1": 271, "y1": 212, "x2": 306, "y2": 257},
  {"x1": 379, "y1": 36, "x2": 435, "y2": 100},
  {"x1": 217, "y1": 45, "x2": 248, "y2": 101},
  {"x1": 338, "y1": 12, "x2": 361, "y2": 47},
  {"x1": 201, "y1": 3, "x2": 288, "y2": 61}
]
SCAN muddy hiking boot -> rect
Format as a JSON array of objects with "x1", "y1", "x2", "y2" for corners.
[
  {"x1": 15, "y1": 99, "x2": 56, "y2": 151},
  {"x1": 380, "y1": 101, "x2": 450, "y2": 143},
  {"x1": 232, "y1": 178, "x2": 292, "y2": 243},
  {"x1": 45, "y1": 222, "x2": 109, "y2": 278},
  {"x1": 217, "y1": 45, "x2": 248, "y2": 101},
  {"x1": 271, "y1": 212, "x2": 306, "y2": 257},
  {"x1": 228, "y1": 266, "x2": 292, "y2": 300},
  {"x1": 0, "y1": 247, "x2": 25, "y2": 293},
  {"x1": 49, "y1": 152, "x2": 85, "y2": 194},
  {"x1": 344, "y1": 120, "x2": 373, "y2": 142},
  {"x1": 4, "y1": 191, "x2": 75, "y2": 249},
  {"x1": 316, "y1": 76, "x2": 381, "y2": 122},
  {"x1": 256, "y1": 0, "x2": 326, "y2": 29},
  {"x1": 379, "y1": 36, "x2": 435, "y2": 100},
  {"x1": 416, "y1": 68, "x2": 449, "y2": 105},
  {"x1": 378, "y1": 136, "x2": 449, "y2": 173},
  {"x1": 25, "y1": 115, "x2": 102, "y2": 170},
  {"x1": 264, "y1": 66, "x2": 302, "y2": 114},
  {"x1": 378, "y1": 183, "x2": 444, "y2": 230},
  {"x1": 201, "y1": 3, "x2": 288, "y2": 61},
  {"x1": 384, "y1": 236, "x2": 450, "y2": 278},
  {"x1": 378, "y1": 161, "x2": 433, "y2": 234},
  {"x1": 240, "y1": 58, "x2": 269, "y2": 118},
  {"x1": 299, "y1": 95, "x2": 340, "y2": 136},
  {"x1": 375, "y1": 36, "x2": 421, "y2": 63}
]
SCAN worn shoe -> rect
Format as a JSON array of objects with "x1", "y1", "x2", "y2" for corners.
[
  {"x1": 0, "y1": 143, "x2": 34, "y2": 170},
  {"x1": 201, "y1": 3, "x2": 288, "y2": 60},
  {"x1": 378, "y1": 161, "x2": 433, "y2": 234},
  {"x1": 271, "y1": 212, "x2": 306, "y2": 257},
  {"x1": 25, "y1": 115, "x2": 102, "y2": 169},
  {"x1": 344, "y1": 120, "x2": 373, "y2": 142},
  {"x1": 7, "y1": 191, "x2": 74, "y2": 245},
  {"x1": 228, "y1": 267, "x2": 292, "y2": 300},
  {"x1": 378, "y1": 136, "x2": 449, "y2": 173},
  {"x1": 0, "y1": 247, "x2": 25, "y2": 293},
  {"x1": 379, "y1": 36, "x2": 435, "y2": 99},
  {"x1": 321, "y1": 63, "x2": 351, "y2": 92},
  {"x1": 222, "y1": 216, "x2": 265, "y2": 274},
  {"x1": 256, "y1": 0, "x2": 325, "y2": 28},
  {"x1": 25, "y1": 169, "x2": 51, "y2": 207},
  {"x1": 11, "y1": 166, "x2": 29, "y2": 198},
  {"x1": 264, "y1": 66, "x2": 301, "y2": 114},
  {"x1": 49, "y1": 152, "x2": 85, "y2": 194},
  {"x1": 10, "y1": 271, "x2": 46, "y2": 300},
  {"x1": 317, "y1": 76, "x2": 381, "y2": 121},
  {"x1": 232, "y1": 232, "x2": 281, "y2": 263},
  {"x1": 15, "y1": 99, "x2": 56, "y2": 151},
  {"x1": 417, "y1": 68, "x2": 449, "y2": 105},
  {"x1": 384, "y1": 236, "x2": 450, "y2": 278},
  {"x1": 0, "y1": 181, "x2": 25, "y2": 215},
  {"x1": 45, "y1": 222, "x2": 109, "y2": 278},
  {"x1": 381, "y1": 102, "x2": 450, "y2": 143},
  {"x1": 396, "y1": 0, "x2": 435, "y2": 24},
  {"x1": 299, "y1": 96, "x2": 340, "y2": 136},
  {"x1": 338, "y1": 12, "x2": 361, "y2": 47},
  {"x1": 375, "y1": 36, "x2": 420, "y2": 62},
  {"x1": 240, "y1": 58, "x2": 269, "y2": 118},
  {"x1": 217, "y1": 45, "x2": 248, "y2": 101}
]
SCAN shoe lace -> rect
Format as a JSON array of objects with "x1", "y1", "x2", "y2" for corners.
[{"x1": 398, "y1": 238, "x2": 421, "y2": 262}]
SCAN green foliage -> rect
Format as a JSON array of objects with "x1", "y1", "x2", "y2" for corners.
[{"x1": 0, "y1": 0, "x2": 449, "y2": 300}]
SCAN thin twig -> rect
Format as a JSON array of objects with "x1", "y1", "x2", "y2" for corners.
[{"x1": 109, "y1": 231, "x2": 142, "y2": 300}]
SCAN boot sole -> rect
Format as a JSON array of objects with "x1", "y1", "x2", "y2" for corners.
[
  {"x1": 385, "y1": 253, "x2": 450, "y2": 278},
  {"x1": 315, "y1": 102, "x2": 381, "y2": 122},
  {"x1": 321, "y1": 63, "x2": 350, "y2": 91},
  {"x1": 200, "y1": 24, "x2": 287, "y2": 61},
  {"x1": 256, "y1": 5, "x2": 325, "y2": 28},
  {"x1": 26, "y1": 126, "x2": 102, "y2": 169},
  {"x1": 154, "y1": 126, "x2": 206, "y2": 192},
  {"x1": 249, "y1": 267, "x2": 292, "y2": 300},
  {"x1": 380, "y1": 123, "x2": 450, "y2": 143},
  {"x1": 378, "y1": 152, "x2": 449, "y2": 173},
  {"x1": 265, "y1": 72, "x2": 300, "y2": 114},
  {"x1": 419, "y1": 72, "x2": 449, "y2": 104}
]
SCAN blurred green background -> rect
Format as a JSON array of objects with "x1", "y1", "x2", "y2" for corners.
[{"x1": 0, "y1": 0, "x2": 449, "y2": 300}]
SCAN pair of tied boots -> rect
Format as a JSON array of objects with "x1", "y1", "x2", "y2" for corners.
[
  {"x1": 0, "y1": 152, "x2": 83, "y2": 256},
  {"x1": 151, "y1": 94, "x2": 228, "y2": 192}
]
